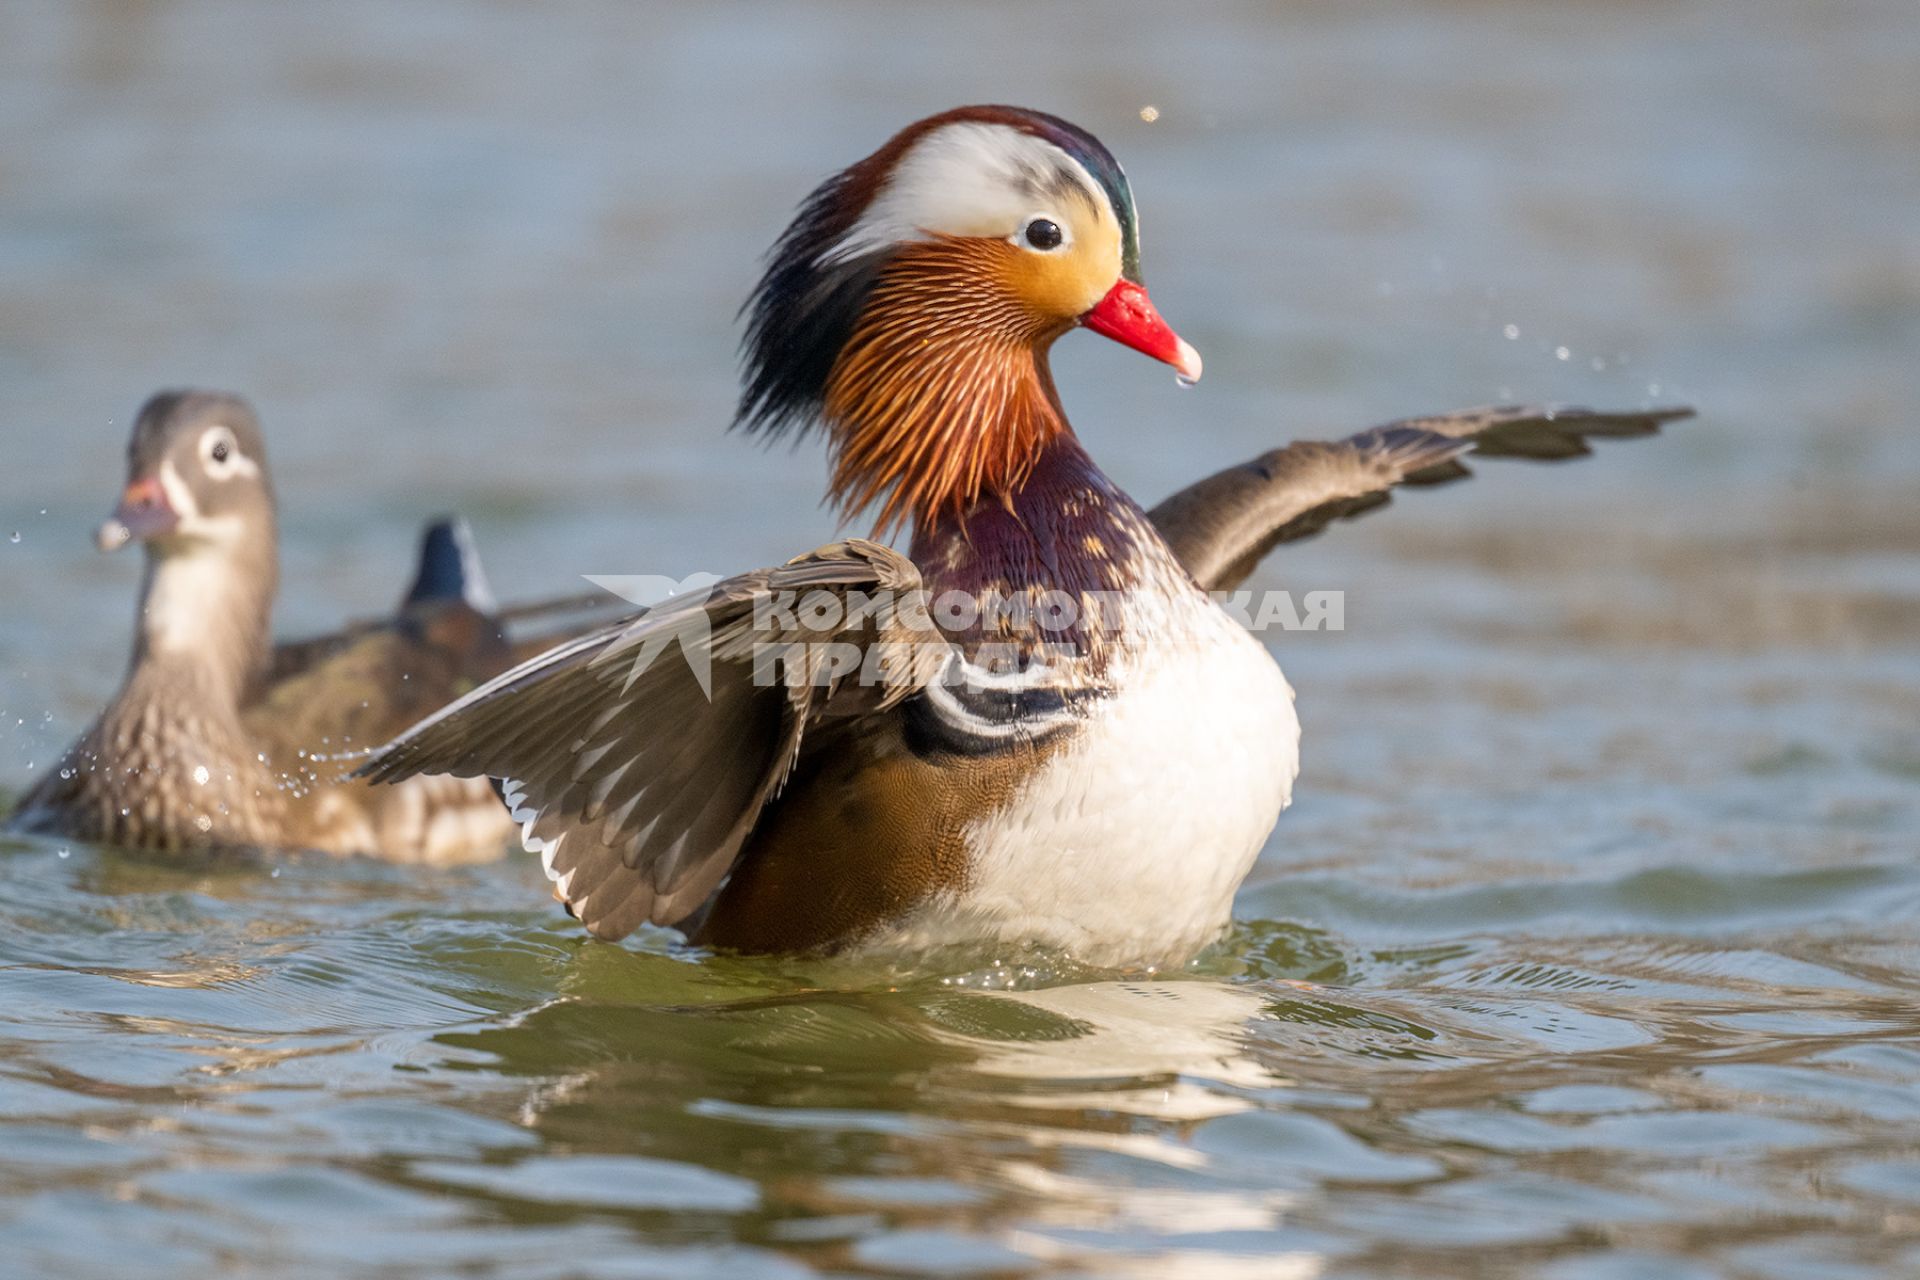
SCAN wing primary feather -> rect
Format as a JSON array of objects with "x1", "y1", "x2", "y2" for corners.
[
  {"x1": 1149, "y1": 403, "x2": 1693, "y2": 593},
  {"x1": 357, "y1": 541, "x2": 944, "y2": 941}
]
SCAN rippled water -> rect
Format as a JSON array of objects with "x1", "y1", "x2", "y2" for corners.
[{"x1": 3, "y1": 1, "x2": 1918, "y2": 1276}]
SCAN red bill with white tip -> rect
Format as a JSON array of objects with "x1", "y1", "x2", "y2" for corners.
[{"x1": 1081, "y1": 279, "x2": 1203, "y2": 383}]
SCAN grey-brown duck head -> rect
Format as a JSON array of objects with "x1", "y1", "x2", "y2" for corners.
[
  {"x1": 98, "y1": 390, "x2": 280, "y2": 684},
  {"x1": 98, "y1": 390, "x2": 276, "y2": 553}
]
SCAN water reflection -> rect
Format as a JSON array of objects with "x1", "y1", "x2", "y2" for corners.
[
  {"x1": 442, "y1": 965, "x2": 1317, "y2": 1273},
  {"x1": 411, "y1": 922, "x2": 1920, "y2": 1274},
  {"x1": 5, "y1": 829, "x2": 1920, "y2": 1274}
]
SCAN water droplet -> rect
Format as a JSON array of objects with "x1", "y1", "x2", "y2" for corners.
[
  {"x1": 1138, "y1": 104, "x2": 1160, "y2": 123},
  {"x1": 192, "y1": 765, "x2": 210, "y2": 786},
  {"x1": 1555, "y1": 346, "x2": 1571, "y2": 361},
  {"x1": 8, "y1": 531, "x2": 19, "y2": 544},
  {"x1": 1503, "y1": 324, "x2": 1520, "y2": 340},
  {"x1": 1174, "y1": 373, "x2": 1198, "y2": 390},
  {"x1": 56, "y1": 847, "x2": 70, "y2": 860},
  {"x1": 270, "y1": 868, "x2": 282, "y2": 879}
]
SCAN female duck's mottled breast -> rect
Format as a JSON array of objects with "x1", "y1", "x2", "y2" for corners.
[{"x1": 14, "y1": 670, "x2": 284, "y2": 852}]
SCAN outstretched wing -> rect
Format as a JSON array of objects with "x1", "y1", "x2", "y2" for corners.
[
  {"x1": 1149, "y1": 404, "x2": 1694, "y2": 593},
  {"x1": 356, "y1": 539, "x2": 946, "y2": 939}
]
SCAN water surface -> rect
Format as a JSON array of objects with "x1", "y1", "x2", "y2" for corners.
[{"x1": 3, "y1": 1, "x2": 1918, "y2": 1276}]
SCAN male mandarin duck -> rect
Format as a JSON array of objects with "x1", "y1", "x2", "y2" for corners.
[
  {"x1": 361, "y1": 106, "x2": 1688, "y2": 963},
  {"x1": 11, "y1": 389, "x2": 609, "y2": 862}
]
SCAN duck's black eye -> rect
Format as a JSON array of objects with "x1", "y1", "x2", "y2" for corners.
[
  {"x1": 211, "y1": 440, "x2": 230, "y2": 464},
  {"x1": 1024, "y1": 218, "x2": 1063, "y2": 251}
]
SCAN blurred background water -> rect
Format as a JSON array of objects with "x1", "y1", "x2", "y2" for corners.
[{"x1": 2, "y1": 1, "x2": 1918, "y2": 1276}]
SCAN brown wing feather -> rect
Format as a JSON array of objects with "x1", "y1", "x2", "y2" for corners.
[
  {"x1": 246, "y1": 602, "x2": 510, "y2": 755},
  {"x1": 236, "y1": 602, "x2": 518, "y2": 862},
  {"x1": 1149, "y1": 404, "x2": 1694, "y2": 593},
  {"x1": 267, "y1": 587, "x2": 629, "y2": 685},
  {"x1": 357, "y1": 539, "x2": 947, "y2": 938}
]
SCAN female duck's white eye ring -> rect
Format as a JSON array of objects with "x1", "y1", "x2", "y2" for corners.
[
  {"x1": 200, "y1": 425, "x2": 242, "y2": 477},
  {"x1": 1015, "y1": 215, "x2": 1069, "y2": 253}
]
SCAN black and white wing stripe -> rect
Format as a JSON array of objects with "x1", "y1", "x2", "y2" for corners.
[{"x1": 905, "y1": 656, "x2": 1109, "y2": 756}]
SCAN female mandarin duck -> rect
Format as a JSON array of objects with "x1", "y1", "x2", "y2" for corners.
[
  {"x1": 362, "y1": 106, "x2": 1687, "y2": 964},
  {"x1": 12, "y1": 390, "x2": 605, "y2": 863}
]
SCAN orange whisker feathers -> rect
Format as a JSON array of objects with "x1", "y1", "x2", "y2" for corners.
[{"x1": 821, "y1": 239, "x2": 1069, "y2": 537}]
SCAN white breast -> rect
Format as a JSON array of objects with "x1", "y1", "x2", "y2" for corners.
[{"x1": 872, "y1": 597, "x2": 1300, "y2": 968}]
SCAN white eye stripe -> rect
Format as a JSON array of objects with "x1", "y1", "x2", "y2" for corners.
[
  {"x1": 824, "y1": 122, "x2": 1108, "y2": 265},
  {"x1": 197, "y1": 424, "x2": 259, "y2": 479},
  {"x1": 156, "y1": 458, "x2": 199, "y2": 519},
  {"x1": 154, "y1": 457, "x2": 248, "y2": 548}
]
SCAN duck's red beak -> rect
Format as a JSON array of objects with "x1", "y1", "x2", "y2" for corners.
[
  {"x1": 1081, "y1": 279, "x2": 1203, "y2": 383},
  {"x1": 97, "y1": 474, "x2": 177, "y2": 551}
]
